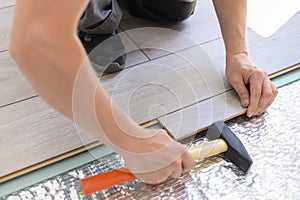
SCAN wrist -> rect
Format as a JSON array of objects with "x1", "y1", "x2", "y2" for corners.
[
  {"x1": 226, "y1": 51, "x2": 248, "y2": 61},
  {"x1": 226, "y1": 51, "x2": 250, "y2": 69}
]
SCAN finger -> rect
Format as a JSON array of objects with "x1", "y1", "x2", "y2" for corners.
[
  {"x1": 247, "y1": 72, "x2": 265, "y2": 117},
  {"x1": 170, "y1": 160, "x2": 183, "y2": 179},
  {"x1": 262, "y1": 83, "x2": 278, "y2": 113},
  {"x1": 181, "y1": 151, "x2": 196, "y2": 173},
  {"x1": 231, "y1": 77, "x2": 250, "y2": 107},
  {"x1": 256, "y1": 77, "x2": 273, "y2": 113}
]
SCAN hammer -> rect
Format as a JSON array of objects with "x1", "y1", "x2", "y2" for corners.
[{"x1": 80, "y1": 121, "x2": 252, "y2": 195}]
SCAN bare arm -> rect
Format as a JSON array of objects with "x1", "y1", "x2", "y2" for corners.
[
  {"x1": 10, "y1": 0, "x2": 194, "y2": 183},
  {"x1": 213, "y1": 0, "x2": 278, "y2": 117}
]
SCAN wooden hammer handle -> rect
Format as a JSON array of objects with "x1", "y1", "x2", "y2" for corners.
[
  {"x1": 80, "y1": 138, "x2": 228, "y2": 195},
  {"x1": 188, "y1": 138, "x2": 228, "y2": 160}
]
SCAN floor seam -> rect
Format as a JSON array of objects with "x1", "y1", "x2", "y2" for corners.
[
  {"x1": 0, "y1": 4, "x2": 15, "y2": 10},
  {"x1": 0, "y1": 95, "x2": 39, "y2": 109}
]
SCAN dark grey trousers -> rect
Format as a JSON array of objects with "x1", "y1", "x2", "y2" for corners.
[{"x1": 78, "y1": 0, "x2": 197, "y2": 34}]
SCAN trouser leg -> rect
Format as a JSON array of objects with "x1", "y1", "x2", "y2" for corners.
[
  {"x1": 78, "y1": 0, "x2": 123, "y2": 34},
  {"x1": 126, "y1": 0, "x2": 197, "y2": 23}
]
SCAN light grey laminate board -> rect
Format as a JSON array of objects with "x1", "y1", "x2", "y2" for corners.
[
  {"x1": 0, "y1": 32, "x2": 148, "y2": 107},
  {"x1": 0, "y1": 0, "x2": 15, "y2": 9},
  {"x1": 113, "y1": 30, "x2": 149, "y2": 68},
  {"x1": 120, "y1": 0, "x2": 221, "y2": 59},
  {"x1": 201, "y1": 29, "x2": 263, "y2": 71},
  {"x1": 0, "y1": 97, "x2": 96, "y2": 177},
  {"x1": 100, "y1": 45, "x2": 230, "y2": 124},
  {"x1": 158, "y1": 89, "x2": 245, "y2": 140},
  {"x1": 248, "y1": 12, "x2": 300, "y2": 74},
  {"x1": 0, "y1": 6, "x2": 13, "y2": 51},
  {"x1": 0, "y1": 51, "x2": 36, "y2": 107}
]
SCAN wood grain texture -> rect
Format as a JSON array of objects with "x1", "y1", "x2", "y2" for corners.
[
  {"x1": 0, "y1": 32, "x2": 148, "y2": 107},
  {"x1": 248, "y1": 12, "x2": 300, "y2": 75},
  {"x1": 0, "y1": 51, "x2": 36, "y2": 107},
  {"x1": 0, "y1": 0, "x2": 15, "y2": 9},
  {"x1": 120, "y1": 0, "x2": 221, "y2": 59},
  {"x1": 202, "y1": 12, "x2": 300, "y2": 77},
  {"x1": 0, "y1": 6, "x2": 13, "y2": 51},
  {"x1": 100, "y1": 45, "x2": 230, "y2": 124},
  {"x1": 158, "y1": 90, "x2": 245, "y2": 140},
  {"x1": 0, "y1": 97, "x2": 97, "y2": 177},
  {"x1": 111, "y1": 30, "x2": 149, "y2": 68}
]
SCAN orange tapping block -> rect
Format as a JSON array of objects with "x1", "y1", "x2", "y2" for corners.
[{"x1": 80, "y1": 167, "x2": 136, "y2": 195}]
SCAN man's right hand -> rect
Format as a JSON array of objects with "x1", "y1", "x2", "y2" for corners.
[{"x1": 118, "y1": 129, "x2": 195, "y2": 184}]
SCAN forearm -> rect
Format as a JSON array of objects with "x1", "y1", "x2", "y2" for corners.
[
  {"x1": 10, "y1": 4, "x2": 142, "y2": 152},
  {"x1": 213, "y1": 0, "x2": 248, "y2": 58}
]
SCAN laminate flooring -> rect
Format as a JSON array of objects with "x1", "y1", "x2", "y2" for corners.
[{"x1": 1, "y1": 0, "x2": 299, "y2": 179}]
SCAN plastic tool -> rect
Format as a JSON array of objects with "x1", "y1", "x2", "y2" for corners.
[{"x1": 80, "y1": 121, "x2": 252, "y2": 195}]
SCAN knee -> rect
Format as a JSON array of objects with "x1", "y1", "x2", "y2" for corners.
[
  {"x1": 128, "y1": 0, "x2": 197, "y2": 23},
  {"x1": 167, "y1": 0, "x2": 197, "y2": 23}
]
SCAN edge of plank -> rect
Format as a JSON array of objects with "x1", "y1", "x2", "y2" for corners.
[
  {"x1": 160, "y1": 62, "x2": 300, "y2": 140},
  {"x1": 0, "y1": 141, "x2": 102, "y2": 183},
  {"x1": 268, "y1": 62, "x2": 300, "y2": 79}
]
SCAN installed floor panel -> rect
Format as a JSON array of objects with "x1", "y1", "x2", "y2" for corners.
[
  {"x1": 3, "y1": 80, "x2": 300, "y2": 199},
  {"x1": 120, "y1": 0, "x2": 222, "y2": 59},
  {"x1": 101, "y1": 45, "x2": 229, "y2": 124},
  {"x1": 0, "y1": 97, "x2": 96, "y2": 177},
  {"x1": 0, "y1": 51, "x2": 35, "y2": 107},
  {"x1": 0, "y1": 6, "x2": 13, "y2": 52},
  {"x1": 0, "y1": 0, "x2": 14, "y2": 8}
]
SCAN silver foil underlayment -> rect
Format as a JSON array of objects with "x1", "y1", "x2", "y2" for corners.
[{"x1": 3, "y1": 80, "x2": 300, "y2": 200}]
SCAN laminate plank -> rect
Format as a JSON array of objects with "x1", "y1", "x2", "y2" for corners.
[
  {"x1": 201, "y1": 29, "x2": 262, "y2": 71},
  {"x1": 100, "y1": 45, "x2": 230, "y2": 124},
  {"x1": 248, "y1": 12, "x2": 300, "y2": 75},
  {"x1": 0, "y1": 0, "x2": 15, "y2": 9},
  {"x1": 109, "y1": 30, "x2": 149, "y2": 68},
  {"x1": 0, "y1": 97, "x2": 96, "y2": 177},
  {"x1": 158, "y1": 90, "x2": 245, "y2": 140},
  {"x1": 0, "y1": 31, "x2": 148, "y2": 107},
  {"x1": 0, "y1": 51, "x2": 36, "y2": 107},
  {"x1": 202, "y1": 12, "x2": 300, "y2": 76},
  {"x1": 0, "y1": 6, "x2": 13, "y2": 52},
  {"x1": 120, "y1": 0, "x2": 221, "y2": 59}
]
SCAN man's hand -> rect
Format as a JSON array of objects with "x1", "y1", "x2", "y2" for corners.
[
  {"x1": 226, "y1": 53, "x2": 278, "y2": 117},
  {"x1": 119, "y1": 129, "x2": 195, "y2": 184}
]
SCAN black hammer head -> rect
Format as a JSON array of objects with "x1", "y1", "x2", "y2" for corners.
[{"x1": 206, "y1": 121, "x2": 253, "y2": 173}]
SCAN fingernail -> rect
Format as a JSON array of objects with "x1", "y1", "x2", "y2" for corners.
[
  {"x1": 247, "y1": 111, "x2": 253, "y2": 117},
  {"x1": 242, "y1": 99, "x2": 249, "y2": 107}
]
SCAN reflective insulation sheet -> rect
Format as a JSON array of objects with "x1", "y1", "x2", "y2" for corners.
[{"x1": 3, "y1": 80, "x2": 300, "y2": 200}]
